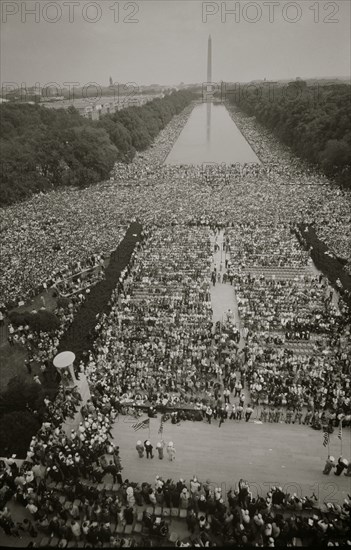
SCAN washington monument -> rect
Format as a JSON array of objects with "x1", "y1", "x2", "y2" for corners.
[
  {"x1": 207, "y1": 34, "x2": 212, "y2": 84},
  {"x1": 206, "y1": 35, "x2": 212, "y2": 140}
]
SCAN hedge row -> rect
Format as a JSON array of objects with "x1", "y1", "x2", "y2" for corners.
[
  {"x1": 8, "y1": 309, "x2": 60, "y2": 333},
  {"x1": 295, "y1": 223, "x2": 351, "y2": 307}
]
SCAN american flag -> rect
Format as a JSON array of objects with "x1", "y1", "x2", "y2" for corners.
[
  {"x1": 132, "y1": 418, "x2": 150, "y2": 432},
  {"x1": 323, "y1": 429, "x2": 330, "y2": 448},
  {"x1": 338, "y1": 421, "x2": 343, "y2": 440}
]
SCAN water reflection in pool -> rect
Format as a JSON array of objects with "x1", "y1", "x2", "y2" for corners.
[{"x1": 165, "y1": 102, "x2": 261, "y2": 165}]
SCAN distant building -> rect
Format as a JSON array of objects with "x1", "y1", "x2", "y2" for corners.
[
  {"x1": 288, "y1": 79, "x2": 307, "y2": 89},
  {"x1": 42, "y1": 95, "x2": 65, "y2": 102},
  {"x1": 73, "y1": 93, "x2": 163, "y2": 120},
  {"x1": 26, "y1": 87, "x2": 42, "y2": 97}
]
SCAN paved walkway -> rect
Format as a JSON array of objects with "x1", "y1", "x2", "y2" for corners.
[
  {"x1": 112, "y1": 414, "x2": 351, "y2": 504},
  {"x1": 210, "y1": 230, "x2": 239, "y2": 329},
  {"x1": 209, "y1": 229, "x2": 249, "y2": 400}
]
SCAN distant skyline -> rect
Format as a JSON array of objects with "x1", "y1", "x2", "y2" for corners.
[{"x1": 1, "y1": 0, "x2": 350, "y2": 89}]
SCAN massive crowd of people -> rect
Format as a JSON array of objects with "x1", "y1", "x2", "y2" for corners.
[
  {"x1": 86, "y1": 226, "x2": 215, "y2": 410},
  {"x1": 0, "y1": 100, "x2": 350, "y2": 546},
  {"x1": 0, "y1": 210, "x2": 126, "y2": 309},
  {"x1": 222, "y1": 224, "x2": 350, "y2": 418},
  {"x1": 1, "y1": 101, "x2": 350, "y2": 309},
  {"x1": 77, "y1": 222, "x2": 350, "y2": 421}
]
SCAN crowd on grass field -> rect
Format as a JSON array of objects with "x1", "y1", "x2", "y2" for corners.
[{"x1": 0, "y1": 102, "x2": 350, "y2": 546}]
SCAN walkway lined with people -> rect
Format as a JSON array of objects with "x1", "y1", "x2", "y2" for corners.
[
  {"x1": 210, "y1": 229, "x2": 249, "y2": 406},
  {"x1": 210, "y1": 230, "x2": 239, "y2": 329}
]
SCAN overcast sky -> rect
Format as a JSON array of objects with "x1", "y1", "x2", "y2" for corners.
[{"x1": 1, "y1": 0, "x2": 350, "y2": 88}]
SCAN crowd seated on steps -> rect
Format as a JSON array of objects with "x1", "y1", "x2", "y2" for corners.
[{"x1": 1, "y1": 447, "x2": 350, "y2": 548}]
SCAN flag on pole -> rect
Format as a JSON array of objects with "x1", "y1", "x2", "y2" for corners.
[
  {"x1": 338, "y1": 421, "x2": 343, "y2": 440},
  {"x1": 323, "y1": 429, "x2": 330, "y2": 448},
  {"x1": 132, "y1": 418, "x2": 150, "y2": 432},
  {"x1": 158, "y1": 418, "x2": 164, "y2": 435}
]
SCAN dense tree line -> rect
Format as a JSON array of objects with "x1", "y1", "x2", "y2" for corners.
[
  {"x1": 0, "y1": 310, "x2": 60, "y2": 456},
  {"x1": 0, "y1": 376, "x2": 58, "y2": 457},
  {"x1": 229, "y1": 83, "x2": 351, "y2": 189},
  {"x1": 8, "y1": 310, "x2": 60, "y2": 333},
  {"x1": 295, "y1": 223, "x2": 351, "y2": 308},
  {"x1": 0, "y1": 91, "x2": 194, "y2": 206}
]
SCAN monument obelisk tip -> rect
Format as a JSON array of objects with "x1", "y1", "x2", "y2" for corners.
[{"x1": 207, "y1": 34, "x2": 212, "y2": 87}]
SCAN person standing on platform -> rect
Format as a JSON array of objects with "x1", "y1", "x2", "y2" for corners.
[
  {"x1": 245, "y1": 404, "x2": 254, "y2": 422},
  {"x1": 144, "y1": 440, "x2": 154, "y2": 459},
  {"x1": 205, "y1": 406, "x2": 213, "y2": 424},
  {"x1": 230, "y1": 403, "x2": 236, "y2": 420},
  {"x1": 167, "y1": 442, "x2": 176, "y2": 461},
  {"x1": 334, "y1": 456, "x2": 349, "y2": 476},
  {"x1": 156, "y1": 441, "x2": 165, "y2": 460},
  {"x1": 323, "y1": 456, "x2": 335, "y2": 475},
  {"x1": 239, "y1": 392, "x2": 246, "y2": 408},
  {"x1": 136, "y1": 441, "x2": 144, "y2": 458},
  {"x1": 236, "y1": 404, "x2": 243, "y2": 421},
  {"x1": 218, "y1": 407, "x2": 227, "y2": 428}
]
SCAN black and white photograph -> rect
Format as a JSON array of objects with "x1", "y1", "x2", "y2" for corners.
[{"x1": 0, "y1": 0, "x2": 350, "y2": 547}]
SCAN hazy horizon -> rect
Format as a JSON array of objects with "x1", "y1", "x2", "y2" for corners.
[
  {"x1": 2, "y1": 73, "x2": 351, "y2": 92},
  {"x1": 1, "y1": 0, "x2": 350, "y2": 89}
]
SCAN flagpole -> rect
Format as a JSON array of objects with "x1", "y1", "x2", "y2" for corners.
[
  {"x1": 159, "y1": 415, "x2": 164, "y2": 439},
  {"x1": 323, "y1": 426, "x2": 329, "y2": 455}
]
